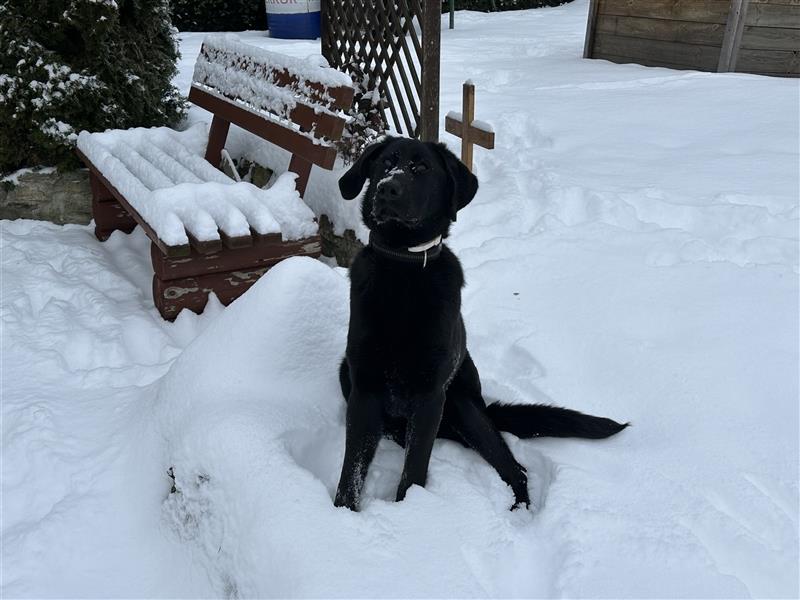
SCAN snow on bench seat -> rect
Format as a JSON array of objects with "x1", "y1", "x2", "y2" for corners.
[{"x1": 76, "y1": 123, "x2": 317, "y2": 250}]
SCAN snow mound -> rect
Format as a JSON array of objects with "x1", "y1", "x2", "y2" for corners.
[{"x1": 155, "y1": 257, "x2": 556, "y2": 598}]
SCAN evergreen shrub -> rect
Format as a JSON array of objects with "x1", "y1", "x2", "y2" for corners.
[
  {"x1": 0, "y1": 0, "x2": 186, "y2": 173},
  {"x1": 169, "y1": 0, "x2": 267, "y2": 32}
]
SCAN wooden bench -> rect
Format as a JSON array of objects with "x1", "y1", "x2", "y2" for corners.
[{"x1": 76, "y1": 34, "x2": 355, "y2": 320}]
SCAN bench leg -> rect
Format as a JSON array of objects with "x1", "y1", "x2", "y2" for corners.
[
  {"x1": 90, "y1": 172, "x2": 136, "y2": 241},
  {"x1": 153, "y1": 274, "x2": 207, "y2": 320},
  {"x1": 288, "y1": 155, "x2": 313, "y2": 198}
]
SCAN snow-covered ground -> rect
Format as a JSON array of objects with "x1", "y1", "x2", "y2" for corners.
[{"x1": 3, "y1": 1, "x2": 798, "y2": 597}]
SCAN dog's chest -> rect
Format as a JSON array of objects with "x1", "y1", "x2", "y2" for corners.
[
  {"x1": 349, "y1": 266, "x2": 463, "y2": 409},
  {"x1": 383, "y1": 363, "x2": 414, "y2": 417},
  {"x1": 357, "y1": 273, "x2": 444, "y2": 350}
]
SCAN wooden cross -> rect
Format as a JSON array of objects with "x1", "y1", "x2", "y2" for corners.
[{"x1": 444, "y1": 81, "x2": 495, "y2": 172}]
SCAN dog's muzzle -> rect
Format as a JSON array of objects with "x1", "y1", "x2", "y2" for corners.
[{"x1": 372, "y1": 176, "x2": 420, "y2": 226}]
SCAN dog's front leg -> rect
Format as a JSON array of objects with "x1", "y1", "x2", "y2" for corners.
[
  {"x1": 334, "y1": 389, "x2": 382, "y2": 511},
  {"x1": 396, "y1": 391, "x2": 446, "y2": 502}
]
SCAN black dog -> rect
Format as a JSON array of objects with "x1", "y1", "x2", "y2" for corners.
[{"x1": 333, "y1": 137, "x2": 627, "y2": 511}]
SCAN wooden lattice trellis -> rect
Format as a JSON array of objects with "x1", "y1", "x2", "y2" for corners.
[{"x1": 321, "y1": 0, "x2": 441, "y2": 141}]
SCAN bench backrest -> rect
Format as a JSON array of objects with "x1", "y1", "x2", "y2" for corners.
[{"x1": 187, "y1": 35, "x2": 355, "y2": 196}]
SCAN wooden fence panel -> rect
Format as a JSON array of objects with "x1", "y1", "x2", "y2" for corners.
[
  {"x1": 745, "y1": 1, "x2": 800, "y2": 27},
  {"x1": 737, "y1": 47, "x2": 800, "y2": 73},
  {"x1": 740, "y1": 27, "x2": 800, "y2": 51},
  {"x1": 593, "y1": 32, "x2": 722, "y2": 70},
  {"x1": 597, "y1": 0, "x2": 732, "y2": 23},
  {"x1": 739, "y1": 0, "x2": 800, "y2": 74},
  {"x1": 585, "y1": 0, "x2": 799, "y2": 76},
  {"x1": 321, "y1": 0, "x2": 441, "y2": 141},
  {"x1": 595, "y1": 15, "x2": 727, "y2": 46}
]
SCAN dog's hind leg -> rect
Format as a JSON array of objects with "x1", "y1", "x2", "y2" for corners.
[
  {"x1": 338, "y1": 358, "x2": 351, "y2": 400},
  {"x1": 334, "y1": 388, "x2": 383, "y2": 511},
  {"x1": 444, "y1": 354, "x2": 530, "y2": 508}
]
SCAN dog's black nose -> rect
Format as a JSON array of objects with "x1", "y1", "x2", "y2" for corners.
[{"x1": 377, "y1": 179, "x2": 402, "y2": 199}]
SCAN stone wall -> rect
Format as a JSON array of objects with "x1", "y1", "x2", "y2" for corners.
[
  {"x1": 318, "y1": 214, "x2": 363, "y2": 267},
  {"x1": 1, "y1": 169, "x2": 92, "y2": 224}
]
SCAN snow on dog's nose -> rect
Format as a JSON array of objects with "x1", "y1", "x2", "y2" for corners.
[
  {"x1": 377, "y1": 177, "x2": 402, "y2": 200},
  {"x1": 376, "y1": 167, "x2": 405, "y2": 194},
  {"x1": 373, "y1": 168, "x2": 417, "y2": 223}
]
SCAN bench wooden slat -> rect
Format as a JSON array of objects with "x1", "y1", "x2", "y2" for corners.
[
  {"x1": 188, "y1": 233, "x2": 223, "y2": 255},
  {"x1": 142, "y1": 128, "x2": 234, "y2": 185},
  {"x1": 269, "y1": 68, "x2": 355, "y2": 112},
  {"x1": 138, "y1": 138, "x2": 206, "y2": 185},
  {"x1": 221, "y1": 231, "x2": 255, "y2": 250},
  {"x1": 189, "y1": 85, "x2": 340, "y2": 170},
  {"x1": 287, "y1": 101, "x2": 346, "y2": 140},
  {"x1": 196, "y1": 44, "x2": 355, "y2": 113},
  {"x1": 76, "y1": 147, "x2": 191, "y2": 258},
  {"x1": 106, "y1": 141, "x2": 174, "y2": 191},
  {"x1": 194, "y1": 84, "x2": 347, "y2": 141},
  {"x1": 150, "y1": 232, "x2": 321, "y2": 281}
]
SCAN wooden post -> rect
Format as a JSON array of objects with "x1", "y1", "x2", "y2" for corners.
[
  {"x1": 461, "y1": 82, "x2": 475, "y2": 169},
  {"x1": 420, "y1": 0, "x2": 441, "y2": 142},
  {"x1": 583, "y1": 0, "x2": 600, "y2": 59},
  {"x1": 321, "y1": 0, "x2": 328, "y2": 62},
  {"x1": 320, "y1": 0, "x2": 334, "y2": 67},
  {"x1": 444, "y1": 81, "x2": 495, "y2": 172},
  {"x1": 718, "y1": 0, "x2": 750, "y2": 72},
  {"x1": 89, "y1": 171, "x2": 136, "y2": 241},
  {"x1": 449, "y1": 0, "x2": 455, "y2": 29}
]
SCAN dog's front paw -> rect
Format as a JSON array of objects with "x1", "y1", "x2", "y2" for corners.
[
  {"x1": 510, "y1": 477, "x2": 530, "y2": 511},
  {"x1": 334, "y1": 488, "x2": 359, "y2": 511},
  {"x1": 510, "y1": 497, "x2": 531, "y2": 511}
]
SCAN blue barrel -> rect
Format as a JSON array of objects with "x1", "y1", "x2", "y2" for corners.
[{"x1": 266, "y1": 0, "x2": 321, "y2": 39}]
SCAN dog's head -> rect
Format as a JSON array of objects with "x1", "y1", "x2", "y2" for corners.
[{"x1": 338, "y1": 137, "x2": 478, "y2": 246}]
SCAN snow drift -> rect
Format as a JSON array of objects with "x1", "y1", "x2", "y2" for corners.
[
  {"x1": 155, "y1": 257, "x2": 557, "y2": 597},
  {"x1": 3, "y1": 1, "x2": 797, "y2": 597}
]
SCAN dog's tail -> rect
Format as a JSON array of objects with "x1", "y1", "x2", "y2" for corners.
[{"x1": 486, "y1": 402, "x2": 629, "y2": 439}]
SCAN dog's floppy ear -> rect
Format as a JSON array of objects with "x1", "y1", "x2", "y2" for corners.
[
  {"x1": 430, "y1": 143, "x2": 478, "y2": 221},
  {"x1": 338, "y1": 137, "x2": 394, "y2": 200}
]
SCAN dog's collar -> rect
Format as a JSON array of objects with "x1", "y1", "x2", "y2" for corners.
[{"x1": 368, "y1": 232, "x2": 443, "y2": 268}]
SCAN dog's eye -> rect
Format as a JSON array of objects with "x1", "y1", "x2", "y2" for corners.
[
  {"x1": 383, "y1": 157, "x2": 395, "y2": 168},
  {"x1": 411, "y1": 162, "x2": 429, "y2": 174}
]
